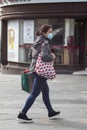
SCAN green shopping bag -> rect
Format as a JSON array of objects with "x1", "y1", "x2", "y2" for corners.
[{"x1": 21, "y1": 71, "x2": 33, "y2": 93}]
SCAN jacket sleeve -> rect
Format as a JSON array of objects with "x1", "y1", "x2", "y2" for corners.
[{"x1": 41, "y1": 41, "x2": 54, "y2": 62}]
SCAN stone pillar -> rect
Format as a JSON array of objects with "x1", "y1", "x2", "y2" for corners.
[{"x1": 19, "y1": 20, "x2": 25, "y2": 62}]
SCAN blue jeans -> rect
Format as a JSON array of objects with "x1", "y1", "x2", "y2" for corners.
[{"x1": 22, "y1": 72, "x2": 53, "y2": 114}]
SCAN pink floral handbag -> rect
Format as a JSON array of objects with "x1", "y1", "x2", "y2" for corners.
[{"x1": 35, "y1": 54, "x2": 56, "y2": 79}]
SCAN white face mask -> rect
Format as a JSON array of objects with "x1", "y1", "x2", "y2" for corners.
[{"x1": 47, "y1": 33, "x2": 53, "y2": 40}]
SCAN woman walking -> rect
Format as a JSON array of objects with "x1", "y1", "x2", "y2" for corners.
[{"x1": 17, "y1": 24, "x2": 60, "y2": 122}]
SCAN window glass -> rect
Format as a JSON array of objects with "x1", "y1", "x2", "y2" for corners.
[
  {"x1": 19, "y1": 18, "x2": 65, "y2": 64},
  {"x1": 50, "y1": 19, "x2": 65, "y2": 45},
  {"x1": 19, "y1": 18, "x2": 77, "y2": 65}
]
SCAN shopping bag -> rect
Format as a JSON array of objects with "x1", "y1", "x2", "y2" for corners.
[
  {"x1": 35, "y1": 54, "x2": 56, "y2": 79},
  {"x1": 21, "y1": 70, "x2": 33, "y2": 93}
]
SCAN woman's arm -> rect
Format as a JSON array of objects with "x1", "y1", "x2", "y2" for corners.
[{"x1": 41, "y1": 41, "x2": 54, "y2": 62}]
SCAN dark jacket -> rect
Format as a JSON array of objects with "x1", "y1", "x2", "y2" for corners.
[{"x1": 29, "y1": 35, "x2": 54, "y2": 73}]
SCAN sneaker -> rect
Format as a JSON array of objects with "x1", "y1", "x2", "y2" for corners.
[
  {"x1": 17, "y1": 112, "x2": 33, "y2": 123},
  {"x1": 48, "y1": 111, "x2": 61, "y2": 119}
]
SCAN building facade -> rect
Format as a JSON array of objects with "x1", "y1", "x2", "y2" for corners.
[{"x1": 0, "y1": 0, "x2": 87, "y2": 74}]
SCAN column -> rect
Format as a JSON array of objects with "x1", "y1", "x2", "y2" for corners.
[{"x1": 19, "y1": 20, "x2": 25, "y2": 62}]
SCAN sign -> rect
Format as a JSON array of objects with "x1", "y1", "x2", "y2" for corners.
[
  {"x1": 23, "y1": 20, "x2": 34, "y2": 44},
  {"x1": 7, "y1": 20, "x2": 19, "y2": 62}
]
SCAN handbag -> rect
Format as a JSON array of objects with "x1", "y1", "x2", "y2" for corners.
[
  {"x1": 35, "y1": 54, "x2": 56, "y2": 79},
  {"x1": 21, "y1": 70, "x2": 33, "y2": 93}
]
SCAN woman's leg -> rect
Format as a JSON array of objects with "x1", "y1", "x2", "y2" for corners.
[
  {"x1": 42, "y1": 80, "x2": 61, "y2": 118},
  {"x1": 22, "y1": 73, "x2": 46, "y2": 114},
  {"x1": 42, "y1": 80, "x2": 54, "y2": 113}
]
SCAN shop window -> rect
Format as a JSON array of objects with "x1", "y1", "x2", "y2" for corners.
[
  {"x1": 19, "y1": 18, "x2": 65, "y2": 64},
  {"x1": 8, "y1": 18, "x2": 77, "y2": 65},
  {"x1": 50, "y1": 19, "x2": 64, "y2": 65}
]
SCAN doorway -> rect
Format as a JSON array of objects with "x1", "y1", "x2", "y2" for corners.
[
  {"x1": 84, "y1": 20, "x2": 87, "y2": 68},
  {"x1": 75, "y1": 19, "x2": 85, "y2": 66}
]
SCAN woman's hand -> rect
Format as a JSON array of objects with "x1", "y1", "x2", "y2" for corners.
[{"x1": 51, "y1": 53, "x2": 56, "y2": 60}]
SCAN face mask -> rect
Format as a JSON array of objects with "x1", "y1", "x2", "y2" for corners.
[{"x1": 47, "y1": 33, "x2": 53, "y2": 40}]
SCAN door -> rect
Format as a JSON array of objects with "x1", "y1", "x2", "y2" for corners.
[
  {"x1": 75, "y1": 19, "x2": 85, "y2": 65},
  {"x1": 84, "y1": 20, "x2": 87, "y2": 67}
]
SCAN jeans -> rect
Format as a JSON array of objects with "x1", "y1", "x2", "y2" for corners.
[{"x1": 22, "y1": 72, "x2": 53, "y2": 114}]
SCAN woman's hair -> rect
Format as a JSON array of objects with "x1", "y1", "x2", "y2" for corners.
[{"x1": 36, "y1": 24, "x2": 52, "y2": 36}]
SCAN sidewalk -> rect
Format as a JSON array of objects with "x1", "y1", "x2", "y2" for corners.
[
  {"x1": 73, "y1": 68, "x2": 87, "y2": 76},
  {"x1": 0, "y1": 73, "x2": 87, "y2": 130}
]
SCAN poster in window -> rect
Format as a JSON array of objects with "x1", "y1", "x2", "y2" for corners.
[
  {"x1": 23, "y1": 20, "x2": 34, "y2": 44},
  {"x1": 7, "y1": 20, "x2": 19, "y2": 62}
]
